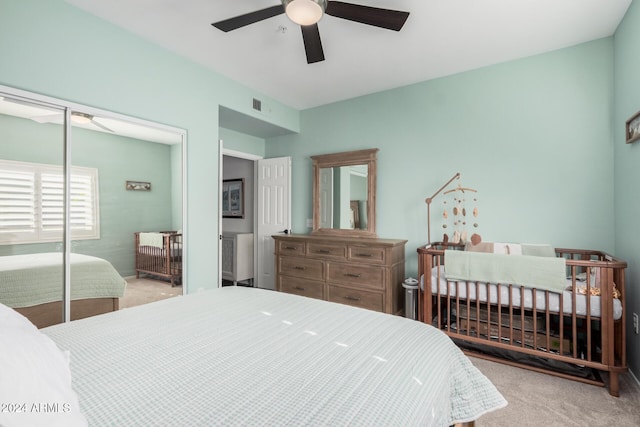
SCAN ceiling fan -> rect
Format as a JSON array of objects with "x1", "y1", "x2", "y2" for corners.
[{"x1": 212, "y1": 0, "x2": 410, "y2": 64}]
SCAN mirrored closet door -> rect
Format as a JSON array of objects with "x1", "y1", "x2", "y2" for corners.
[
  {"x1": 0, "y1": 87, "x2": 186, "y2": 327},
  {"x1": 0, "y1": 94, "x2": 66, "y2": 326}
]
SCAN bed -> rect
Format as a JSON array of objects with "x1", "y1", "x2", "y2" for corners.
[
  {"x1": 418, "y1": 242, "x2": 627, "y2": 397},
  {"x1": 134, "y1": 231, "x2": 182, "y2": 286},
  {"x1": 0, "y1": 286, "x2": 507, "y2": 426},
  {"x1": 0, "y1": 252, "x2": 127, "y2": 328}
]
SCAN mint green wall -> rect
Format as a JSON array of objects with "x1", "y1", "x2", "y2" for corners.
[
  {"x1": 614, "y1": 0, "x2": 640, "y2": 382},
  {"x1": 220, "y1": 127, "x2": 266, "y2": 157},
  {"x1": 0, "y1": 114, "x2": 175, "y2": 276},
  {"x1": 267, "y1": 39, "x2": 615, "y2": 275},
  {"x1": 72, "y1": 129, "x2": 174, "y2": 276},
  {"x1": 0, "y1": 0, "x2": 299, "y2": 290}
]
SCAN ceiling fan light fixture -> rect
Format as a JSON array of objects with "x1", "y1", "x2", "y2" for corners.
[
  {"x1": 71, "y1": 112, "x2": 92, "y2": 124},
  {"x1": 282, "y1": 0, "x2": 326, "y2": 26}
]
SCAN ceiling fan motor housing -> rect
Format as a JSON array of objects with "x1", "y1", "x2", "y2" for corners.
[{"x1": 282, "y1": 0, "x2": 327, "y2": 26}]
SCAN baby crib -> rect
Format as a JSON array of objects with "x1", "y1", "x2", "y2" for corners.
[
  {"x1": 134, "y1": 231, "x2": 182, "y2": 286},
  {"x1": 418, "y1": 242, "x2": 627, "y2": 396}
]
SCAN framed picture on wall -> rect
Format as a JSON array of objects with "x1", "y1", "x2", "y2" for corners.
[
  {"x1": 126, "y1": 180, "x2": 151, "y2": 191},
  {"x1": 222, "y1": 178, "x2": 244, "y2": 218},
  {"x1": 626, "y1": 111, "x2": 640, "y2": 144}
]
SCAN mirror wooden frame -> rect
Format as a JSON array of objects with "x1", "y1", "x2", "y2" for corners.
[{"x1": 311, "y1": 148, "x2": 378, "y2": 238}]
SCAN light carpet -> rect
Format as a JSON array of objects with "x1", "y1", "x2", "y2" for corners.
[
  {"x1": 120, "y1": 277, "x2": 182, "y2": 309},
  {"x1": 470, "y1": 356, "x2": 640, "y2": 426}
]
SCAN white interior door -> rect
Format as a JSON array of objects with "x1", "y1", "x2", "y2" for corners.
[{"x1": 256, "y1": 156, "x2": 291, "y2": 290}]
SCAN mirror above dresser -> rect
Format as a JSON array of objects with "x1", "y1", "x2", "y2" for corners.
[{"x1": 311, "y1": 148, "x2": 378, "y2": 238}]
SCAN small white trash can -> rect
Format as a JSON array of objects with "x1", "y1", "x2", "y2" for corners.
[{"x1": 402, "y1": 277, "x2": 419, "y2": 320}]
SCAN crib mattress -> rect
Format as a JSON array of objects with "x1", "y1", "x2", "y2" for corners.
[{"x1": 422, "y1": 267, "x2": 622, "y2": 320}]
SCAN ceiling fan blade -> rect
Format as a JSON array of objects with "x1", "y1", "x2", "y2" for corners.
[
  {"x1": 301, "y1": 24, "x2": 325, "y2": 64},
  {"x1": 212, "y1": 5, "x2": 284, "y2": 32},
  {"x1": 325, "y1": 1, "x2": 409, "y2": 31},
  {"x1": 30, "y1": 113, "x2": 63, "y2": 123},
  {"x1": 90, "y1": 118, "x2": 114, "y2": 133}
]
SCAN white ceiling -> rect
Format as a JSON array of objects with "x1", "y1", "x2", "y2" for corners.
[{"x1": 64, "y1": 0, "x2": 630, "y2": 111}]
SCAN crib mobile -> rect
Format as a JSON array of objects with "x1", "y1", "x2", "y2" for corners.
[{"x1": 425, "y1": 172, "x2": 479, "y2": 245}]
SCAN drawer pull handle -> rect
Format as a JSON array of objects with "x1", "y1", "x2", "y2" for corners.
[
  {"x1": 344, "y1": 273, "x2": 361, "y2": 278},
  {"x1": 284, "y1": 246, "x2": 297, "y2": 250},
  {"x1": 294, "y1": 286, "x2": 306, "y2": 291},
  {"x1": 344, "y1": 295, "x2": 361, "y2": 301},
  {"x1": 294, "y1": 266, "x2": 306, "y2": 270},
  {"x1": 317, "y1": 249, "x2": 331, "y2": 254},
  {"x1": 355, "y1": 253, "x2": 372, "y2": 257}
]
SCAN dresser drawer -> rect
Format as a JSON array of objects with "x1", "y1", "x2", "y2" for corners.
[
  {"x1": 272, "y1": 234, "x2": 406, "y2": 315},
  {"x1": 326, "y1": 263, "x2": 384, "y2": 290},
  {"x1": 276, "y1": 240, "x2": 306, "y2": 256},
  {"x1": 279, "y1": 276, "x2": 324, "y2": 300},
  {"x1": 279, "y1": 256, "x2": 324, "y2": 280},
  {"x1": 327, "y1": 285, "x2": 383, "y2": 312},
  {"x1": 348, "y1": 245, "x2": 386, "y2": 264},
  {"x1": 307, "y1": 242, "x2": 347, "y2": 260}
]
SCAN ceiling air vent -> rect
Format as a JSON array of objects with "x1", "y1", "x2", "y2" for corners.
[{"x1": 252, "y1": 98, "x2": 262, "y2": 112}]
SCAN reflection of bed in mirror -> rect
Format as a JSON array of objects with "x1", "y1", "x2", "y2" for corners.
[{"x1": 0, "y1": 252, "x2": 126, "y2": 328}]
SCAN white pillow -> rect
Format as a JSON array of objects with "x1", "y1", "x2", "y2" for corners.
[{"x1": 0, "y1": 303, "x2": 87, "y2": 427}]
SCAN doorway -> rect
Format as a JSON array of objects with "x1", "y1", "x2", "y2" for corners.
[
  {"x1": 221, "y1": 152, "x2": 256, "y2": 287},
  {"x1": 218, "y1": 105, "x2": 294, "y2": 291},
  {"x1": 219, "y1": 147, "x2": 291, "y2": 291}
]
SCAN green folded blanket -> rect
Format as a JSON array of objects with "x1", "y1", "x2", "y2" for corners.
[{"x1": 444, "y1": 249, "x2": 566, "y2": 293}]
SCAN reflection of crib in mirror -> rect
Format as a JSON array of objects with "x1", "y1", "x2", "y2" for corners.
[{"x1": 134, "y1": 231, "x2": 182, "y2": 286}]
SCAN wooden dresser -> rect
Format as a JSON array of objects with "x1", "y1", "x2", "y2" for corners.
[{"x1": 272, "y1": 234, "x2": 407, "y2": 315}]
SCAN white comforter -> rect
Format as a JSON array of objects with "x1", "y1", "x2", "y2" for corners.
[{"x1": 44, "y1": 286, "x2": 506, "y2": 426}]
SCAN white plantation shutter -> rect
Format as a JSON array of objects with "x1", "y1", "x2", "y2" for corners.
[
  {"x1": 70, "y1": 173, "x2": 97, "y2": 235},
  {"x1": 0, "y1": 169, "x2": 36, "y2": 237},
  {"x1": 41, "y1": 172, "x2": 64, "y2": 235},
  {"x1": 0, "y1": 160, "x2": 99, "y2": 244}
]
